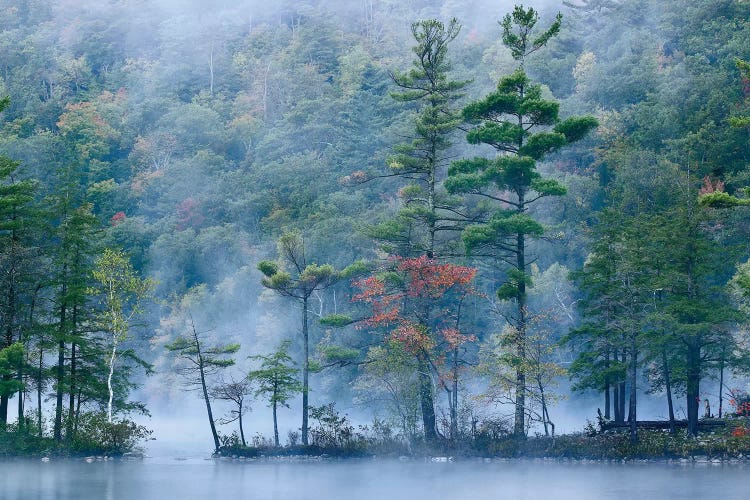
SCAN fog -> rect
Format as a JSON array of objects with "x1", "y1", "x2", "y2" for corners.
[
  {"x1": 1, "y1": 0, "x2": 748, "y2": 483},
  {"x1": 2, "y1": 459, "x2": 750, "y2": 500}
]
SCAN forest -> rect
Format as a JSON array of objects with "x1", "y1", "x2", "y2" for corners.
[{"x1": 0, "y1": 0, "x2": 750, "y2": 460}]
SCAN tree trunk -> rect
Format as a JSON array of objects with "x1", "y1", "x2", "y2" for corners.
[
  {"x1": 417, "y1": 352, "x2": 437, "y2": 442},
  {"x1": 37, "y1": 343, "x2": 43, "y2": 437},
  {"x1": 238, "y1": 401, "x2": 246, "y2": 447},
  {"x1": 74, "y1": 387, "x2": 82, "y2": 437},
  {"x1": 106, "y1": 339, "x2": 117, "y2": 423},
  {"x1": 538, "y1": 376, "x2": 549, "y2": 437},
  {"x1": 67, "y1": 341, "x2": 75, "y2": 426},
  {"x1": 208, "y1": 42, "x2": 214, "y2": 95},
  {"x1": 604, "y1": 349, "x2": 611, "y2": 420},
  {"x1": 686, "y1": 339, "x2": 701, "y2": 437},
  {"x1": 718, "y1": 350, "x2": 725, "y2": 419},
  {"x1": 613, "y1": 375, "x2": 621, "y2": 423},
  {"x1": 1, "y1": 266, "x2": 17, "y2": 428},
  {"x1": 301, "y1": 297, "x2": 309, "y2": 446},
  {"x1": 513, "y1": 202, "x2": 527, "y2": 438},
  {"x1": 450, "y1": 347, "x2": 458, "y2": 441},
  {"x1": 16, "y1": 379, "x2": 23, "y2": 432},
  {"x1": 628, "y1": 333, "x2": 637, "y2": 444},
  {"x1": 662, "y1": 349, "x2": 675, "y2": 433},
  {"x1": 273, "y1": 399, "x2": 279, "y2": 447},
  {"x1": 54, "y1": 338, "x2": 65, "y2": 440},
  {"x1": 67, "y1": 336, "x2": 77, "y2": 436},
  {"x1": 54, "y1": 281, "x2": 67, "y2": 442},
  {"x1": 618, "y1": 349, "x2": 626, "y2": 424},
  {"x1": 67, "y1": 305, "x2": 78, "y2": 434},
  {"x1": 194, "y1": 329, "x2": 220, "y2": 452}
]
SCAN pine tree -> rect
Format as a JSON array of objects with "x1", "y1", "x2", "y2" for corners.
[
  {"x1": 0, "y1": 101, "x2": 39, "y2": 427},
  {"x1": 166, "y1": 317, "x2": 239, "y2": 453},
  {"x1": 564, "y1": 210, "x2": 629, "y2": 424},
  {"x1": 257, "y1": 230, "x2": 339, "y2": 446},
  {"x1": 368, "y1": 18, "x2": 470, "y2": 258},
  {"x1": 50, "y1": 201, "x2": 99, "y2": 441},
  {"x1": 445, "y1": 5, "x2": 597, "y2": 437},
  {"x1": 248, "y1": 341, "x2": 302, "y2": 448}
]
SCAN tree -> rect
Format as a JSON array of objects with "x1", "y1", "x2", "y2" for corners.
[
  {"x1": 352, "y1": 255, "x2": 476, "y2": 442},
  {"x1": 0, "y1": 343, "x2": 24, "y2": 429},
  {"x1": 445, "y1": 5, "x2": 597, "y2": 437},
  {"x1": 647, "y1": 203, "x2": 741, "y2": 436},
  {"x1": 367, "y1": 18, "x2": 469, "y2": 258},
  {"x1": 353, "y1": 341, "x2": 421, "y2": 441},
  {"x1": 50, "y1": 192, "x2": 99, "y2": 442},
  {"x1": 480, "y1": 313, "x2": 565, "y2": 436},
  {"x1": 210, "y1": 376, "x2": 253, "y2": 447},
  {"x1": 564, "y1": 210, "x2": 630, "y2": 424},
  {"x1": 90, "y1": 248, "x2": 153, "y2": 423},
  {"x1": 699, "y1": 59, "x2": 750, "y2": 209},
  {"x1": 248, "y1": 341, "x2": 302, "y2": 447},
  {"x1": 257, "y1": 230, "x2": 339, "y2": 446},
  {"x1": 0, "y1": 117, "x2": 38, "y2": 427},
  {"x1": 166, "y1": 316, "x2": 239, "y2": 453}
]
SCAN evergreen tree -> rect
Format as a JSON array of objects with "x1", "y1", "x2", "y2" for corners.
[
  {"x1": 363, "y1": 17, "x2": 475, "y2": 442},
  {"x1": 564, "y1": 210, "x2": 629, "y2": 424},
  {"x1": 0, "y1": 97, "x2": 40, "y2": 427},
  {"x1": 50, "y1": 201, "x2": 99, "y2": 442},
  {"x1": 648, "y1": 202, "x2": 741, "y2": 436},
  {"x1": 445, "y1": 5, "x2": 597, "y2": 437},
  {"x1": 166, "y1": 317, "x2": 239, "y2": 453},
  {"x1": 257, "y1": 230, "x2": 339, "y2": 446},
  {"x1": 248, "y1": 341, "x2": 302, "y2": 448},
  {"x1": 368, "y1": 18, "x2": 470, "y2": 258}
]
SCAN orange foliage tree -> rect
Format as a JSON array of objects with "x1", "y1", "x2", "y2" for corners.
[{"x1": 353, "y1": 256, "x2": 477, "y2": 441}]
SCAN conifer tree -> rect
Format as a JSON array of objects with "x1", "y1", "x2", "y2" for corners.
[
  {"x1": 0, "y1": 99, "x2": 40, "y2": 427},
  {"x1": 368, "y1": 18, "x2": 470, "y2": 258},
  {"x1": 363, "y1": 18, "x2": 473, "y2": 443},
  {"x1": 257, "y1": 231, "x2": 339, "y2": 446},
  {"x1": 445, "y1": 6, "x2": 597, "y2": 437},
  {"x1": 564, "y1": 210, "x2": 628, "y2": 424},
  {"x1": 248, "y1": 341, "x2": 302, "y2": 448},
  {"x1": 166, "y1": 317, "x2": 239, "y2": 453},
  {"x1": 51, "y1": 201, "x2": 99, "y2": 441}
]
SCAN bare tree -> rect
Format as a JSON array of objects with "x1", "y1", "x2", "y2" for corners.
[{"x1": 211, "y1": 376, "x2": 253, "y2": 447}]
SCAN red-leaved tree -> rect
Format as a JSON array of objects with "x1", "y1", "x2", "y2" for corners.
[{"x1": 353, "y1": 256, "x2": 476, "y2": 442}]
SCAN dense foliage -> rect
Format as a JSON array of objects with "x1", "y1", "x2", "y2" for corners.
[{"x1": 0, "y1": 0, "x2": 749, "y2": 456}]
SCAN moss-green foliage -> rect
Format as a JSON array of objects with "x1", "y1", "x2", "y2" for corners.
[
  {"x1": 0, "y1": 343, "x2": 25, "y2": 398},
  {"x1": 2, "y1": 0, "x2": 750, "y2": 454},
  {"x1": 319, "y1": 314, "x2": 355, "y2": 328},
  {"x1": 256, "y1": 260, "x2": 279, "y2": 278},
  {"x1": 0, "y1": 412, "x2": 151, "y2": 457},
  {"x1": 472, "y1": 427, "x2": 750, "y2": 460}
]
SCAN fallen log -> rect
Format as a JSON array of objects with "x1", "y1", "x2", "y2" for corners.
[{"x1": 600, "y1": 419, "x2": 727, "y2": 431}]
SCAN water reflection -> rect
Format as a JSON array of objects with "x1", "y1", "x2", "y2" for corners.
[{"x1": 2, "y1": 458, "x2": 748, "y2": 500}]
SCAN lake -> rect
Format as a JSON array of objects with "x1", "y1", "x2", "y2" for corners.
[{"x1": 1, "y1": 457, "x2": 746, "y2": 499}]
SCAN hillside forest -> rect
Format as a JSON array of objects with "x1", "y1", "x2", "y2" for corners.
[{"x1": 1, "y1": 0, "x2": 750, "y2": 456}]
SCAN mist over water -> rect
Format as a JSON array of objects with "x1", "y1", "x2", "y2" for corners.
[
  {"x1": 2, "y1": 459, "x2": 748, "y2": 500},
  {"x1": 2, "y1": 2, "x2": 749, "y2": 496}
]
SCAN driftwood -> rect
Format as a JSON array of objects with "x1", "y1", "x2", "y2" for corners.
[{"x1": 601, "y1": 419, "x2": 727, "y2": 431}]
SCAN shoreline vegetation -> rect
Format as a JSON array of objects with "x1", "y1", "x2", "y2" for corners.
[
  {"x1": 6, "y1": 425, "x2": 750, "y2": 463},
  {"x1": 4, "y1": 404, "x2": 750, "y2": 463},
  {"x1": 213, "y1": 424, "x2": 750, "y2": 462},
  {"x1": 1, "y1": 0, "x2": 750, "y2": 471}
]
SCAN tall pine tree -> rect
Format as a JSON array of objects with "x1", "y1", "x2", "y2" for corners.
[{"x1": 445, "y1": 6, "x2": 597, "y2": 437}]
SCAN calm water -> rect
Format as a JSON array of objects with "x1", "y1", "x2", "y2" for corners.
[{"x1": 1, "y1": 457, "x2": 748, "y2": 500}]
